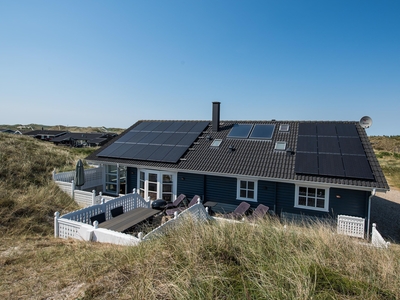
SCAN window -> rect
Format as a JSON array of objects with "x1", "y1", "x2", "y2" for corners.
[
  {"x1": 237, "y1": 179, "x2": 257, "y2": 201},
  {"x1": 279, "y1": 124, "x2": 289, "y2": 132},
  {"x1": 275, "y1": 141, "x2": 286, "y2": 150},
  {"x1": 295, "y1": 185, "x2": 329, "y2": 211},
  {"x1": 138, "y1": 169, "x2": 176, "y2": 201},
  {"x1": 105, "y1": 165, "x2": 127, "y2": 195},
  {"x1": 210, "y1": 139, "x2": 222, "y2": 147}
]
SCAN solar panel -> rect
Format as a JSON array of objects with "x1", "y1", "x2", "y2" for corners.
[
  {"x1": 97, "y1": 121, "x2": 207, "y2": 163},
  {"x1": 162, "y1": 146, "x2": 188, "y2": 163},
  {"x1": 249, "y1": 124, "x2": 275, "y2": 140},
  {"x1": 147, "y1": 145, "x2": 174, "y2": 161},
  {"x1": 318, "y1": 137, "x2": 340, "y2": 154},
  {"x1": 227, "y1": 124, "x2": 253, "y2": 138},
  {"x1": 294, "y1": 153, "x2": 319, "y2": 175},
  {"x1": 317, "y1": 123, "x2": 337, "y2": 136},
  {"x1": 297, "y1": 136, "x2": 318, "y2": 152},
  {"x1": 318, "y1": 154, "x2": 345, "y2": 177},
  {"x1": 339, "y1": 137, "x2": 365, "y2": 155},
  {"x1": 98, "y1": 143, "x2": 124, "y2": 157},
  {"x1": 336, "y1": 123, "x2": 358, "y2": 137},
  {"x1": 298, "y1": 123, "x2": 316, "y2": 136},
  {"x1": 342, "y1": 155, "x2": 374, "y2": 180}
]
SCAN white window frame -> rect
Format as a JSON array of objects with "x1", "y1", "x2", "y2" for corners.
[
  {"x1": 104, "y1": 164, "x2": 127, "y2": 196},
  {"x1": 137, "y1": 169, "x2": 177, "y2": 201},
  {"x1": 236, "y1": 178, "x2": 258, "y2": 202},
  {"x1": 294, "y1": 184, "x2": 329, "y2": 212}
]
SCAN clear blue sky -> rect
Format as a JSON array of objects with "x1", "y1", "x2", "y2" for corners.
[{"x1": 1, "y1": 1, "x2": 399, "y2": 136}]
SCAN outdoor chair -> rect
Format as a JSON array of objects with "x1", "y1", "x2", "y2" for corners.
[
  {"x1": 90, "y1": 212, "x2": 106, "y2": 225},
  {"x1": 246, "y1": 204, "x2": 269, "y2": 222},
  {"x1": 111, "y1": 206, "x2": 124, "y2": 218},
  {"x1": 223, "y1": 201, "x2": 251, "y2": 219},
  {"x1": 165, "y1": 194, "x2": 186, "y2": 209},
  {"x1": 166, "y1": 195, "x2": 200, "y2": 216}
]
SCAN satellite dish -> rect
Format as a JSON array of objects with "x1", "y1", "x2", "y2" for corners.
[{"x1": 359, "y1": 116, "x2": 373, "y2": 128}]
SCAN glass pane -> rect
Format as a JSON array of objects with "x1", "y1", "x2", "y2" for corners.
[
  {"x1": 148, "y1": 192, "x2": 157, "y2": 201},
  {"x1": 107, "y1": 165, "x2": 117, "y2": 172},
  {"x1": 299, "y1": 197, "x2": 306, "y2": 206},
  {"x1": 308, "y1": 188, "x2": 316, "y2": 197},
  {"x1": 317, "y1": 189, "x2": 325, "y2": 198},
  {"x1": 140, "y1": 181, "x2": 144, "y2": 189},
  {"x1": 316, "y1": 199, "x2": 325, "y2": 208},
  {"x1": 299, "y1": 187, "x2": 307, "y2": 196},
  {"x1": 106, "y1": 174, "x2": 117, "y2": 182},
  {"x1": 248, "y1": 190, "x2": 254, "y2": 199},
  {"x1": 149, "y1": 173, "x2": 158, "y2": 182},
  {"x1": 240, "y1": 181, "x2": 247, "y2": 189},
  {"x1": 307, "y1": 197, "x2": 315, "y2": 207},
  {"x1": 240, "y1": 189, "x2": 246, "y2": 198},
  {"x1": 162, "y1": 193, "x2": 172, "y2": 202},
  {"x1": 163, "y1": 184, "x2": 172, "y2": 193},
  {"x1": 148, "y1": 183, "x2": 157, "y2": 192},
  {"x1": 106, "y1": 183, "x2": 117, "y2": 192},
  {"x1": 163, "y1": 175, "x2": 173, "y2": 183},
  {"x1": 248, "y1": 181, "x2": 254, "y2": 190},
  {"x1": 140, "y1": 171, "x2": 145, "y2": 180}
]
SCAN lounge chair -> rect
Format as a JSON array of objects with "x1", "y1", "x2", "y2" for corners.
[
  {"x1": 246, "y1": 204, "x2": 269, "y2": 222},
  {"x1": 165, "y1": 194, "x2": 186, "y2": 209},
  {"x1": 90, "y1": 212, "x2": 106, "y2": 225},
  {"x1": 111, "y1": 206, "x2": 124, "y2": 218},
  {"x1": 166, "y1": 195, "x2": 200, "y2": 216},
  {"x1": 223, "y1": 201, "x2": 251, "y2": 219}
]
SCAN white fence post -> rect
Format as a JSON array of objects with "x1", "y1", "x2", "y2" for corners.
[
  {"x1": 54, "y1": 212, "x2": 60, "y2": 238},
  {"x1": 92, "y1": 190, "x2": 96, "y2": 205},
  {"x1": 52, "y1": 169, "x2": 56, "y2": 181},
  {"x1": 71, "y1": 180, "x2": 75, "y2": 199}
]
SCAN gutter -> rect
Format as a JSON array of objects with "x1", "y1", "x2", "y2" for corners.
[{"x1": 367, "y1": 188, "x2": 376, "y2": 240}]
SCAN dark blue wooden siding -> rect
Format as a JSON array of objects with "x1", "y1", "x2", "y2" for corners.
[
  {"x1": 204, "y1": 175, "x2": 238, "y2": 205},
  {"x1": 329, "y1": 188, "x2": 369, "y2": 218},
  {"x1": 257, "y1": 180, "x2": 277, "y2": 210},
  {"x1": 126, "y1": 167, "x2": 137, "y2": 193},
  {"x1": 177, "y1": 172, "x2": 205, "y2": 199}
]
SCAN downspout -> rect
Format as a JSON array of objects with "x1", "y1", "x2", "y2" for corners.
[{"x1": 367, "y1": 188, "x2": 376, "y2": 240}]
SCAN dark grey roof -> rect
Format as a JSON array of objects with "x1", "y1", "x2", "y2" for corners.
[
  {"x1": 86, "y1": 120, "x2": 389, "y2": 191},
  {"x1": 51, "y1": 132, "x2": 112, "y2": 142},
  {"x1": 23, "y1": 130, "x2": 67, "y2": 136}
]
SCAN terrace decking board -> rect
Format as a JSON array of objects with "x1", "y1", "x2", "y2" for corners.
[{"x1": 99, "y1": 207, "x2": 159, "y2": 232}]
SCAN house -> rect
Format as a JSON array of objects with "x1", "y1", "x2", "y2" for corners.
[
  {"x1": 0, "y1": 129, "x2": 22, "y2": 134},
  {"x1": 23, "y1": 130, "x2": 67, "y2": 141},
  {"x1": 86, "y1": 102, "x2": 389, "y2": 225},
  {"x1": 51, "y1": 132, "x2": 117, "y2": 147}
]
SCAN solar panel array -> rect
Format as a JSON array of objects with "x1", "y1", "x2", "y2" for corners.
[
  {"x1": 98, "y1": 121, "x2": 209, "y2": 163},
  {"x1": 227, "y1": 124, "x2": 275, "y2": 140},
  {"x1": 294, "y1": 123, "x2": 374, "y2": 180}
]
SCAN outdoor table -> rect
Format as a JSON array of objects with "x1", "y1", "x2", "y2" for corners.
[
  {"x1": 203, "y1": 201, "x2": 218, "y2": 215},
  {"x1": 99, "y1": 207, "x2": 159, "y2": 232}
]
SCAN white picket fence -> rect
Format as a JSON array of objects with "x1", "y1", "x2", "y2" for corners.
[
  {"x1": 53, "y1": 167, "x2": 103, "y2": 190},
  {"x1": 371, "y1": 223, "x2": 390, "y2": 248},
  {"x1": 337, "y1": 215, "x2": 365, "y2": 239},
  {"x1": 55, "y1": 193, "x2": 211, "y2": 246}
]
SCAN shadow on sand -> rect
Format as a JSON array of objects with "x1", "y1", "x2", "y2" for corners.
[{"x1": 371, "y1": 196, "x2": 400, "y2": 244}]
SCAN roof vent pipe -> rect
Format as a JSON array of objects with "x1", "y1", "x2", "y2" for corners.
[{"x1": 212, "y1": 102, "x2": 221, "y2": 132}]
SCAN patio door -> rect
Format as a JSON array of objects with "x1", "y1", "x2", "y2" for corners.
[{"x1": 139, "y1": 170, "x2": 175, "y2": 201}]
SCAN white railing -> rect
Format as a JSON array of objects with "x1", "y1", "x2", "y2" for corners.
[
  {"x1": 53, "y1": 167, "x2": 103, "y2": 190},
  {"x1": 337, "y1": 215, "x2": 365, "y2": 239},
  {"x1": 55, "y1": 196, "x2": 211, "y2": 245},
  {"x1": 371, "y1": 223, "x2": 390, "y2": 248}
]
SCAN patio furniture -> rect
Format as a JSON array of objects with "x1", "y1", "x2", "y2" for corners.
[
  {"x1": 223, "y1": 201, "x2": 251, "y2": 219},
  {"x1": 90, "y1": 212, "x2": 106, "y2": 225},
  {"x1": 165, "y1": 194, "x2": 186, "y2": 209},
  {"x1": 166, "y1": 195, "x2": 200, "y2": 216},
  {"x1": 111, "y1": 206, "x2": 124, "y2": 218},
  {"x1": 99, "y1": 207, "x2": 159, "y2": 232},
  {"x1": 152, "y1": 199, "x2": 168, "y2": 211},
  {"x1": 203, "y1": 201, "x2": 218, "y2": 215},
  {"x1": 246, "y1": 204, "x2": 269, "y2": 222}
]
